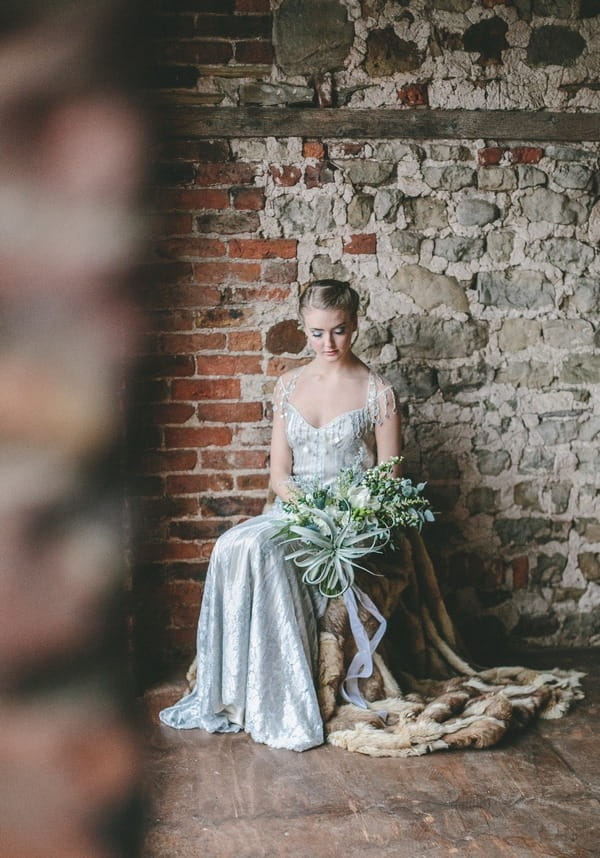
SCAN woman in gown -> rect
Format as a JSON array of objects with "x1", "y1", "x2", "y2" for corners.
[{"x1": 159, "y1": 279, "x2": 400, "y2": 750}]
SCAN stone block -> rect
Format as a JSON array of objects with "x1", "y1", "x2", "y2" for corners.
[
  {"x1": 347, "y1": 193, "x2": 374, "y2": 228},
  {"x1": 545, "y1": 144, "x2": 595, "y2": 161},
  {"x1": 514, "y1": 481, "x2": 541, "y2": 510},
  {"x1": 365, "y1": 27, "x2": 425, "y2": 76},
  {"x1": 531, "y1": 553, "x2": 566, "y2": 586},
  {"x1": 434, "y1": 235, "x2": 485, "y2": 263},
  {"x1": 239, "y1": 82, "x2": 314, "y2": 106},
  {"x1": 466, "y1": 487, "x2": 499, "y2": 514},
  {"x1": 532, "y1": 0, "x2": 571, "y2": 15},
  {"x1": 456, "y1": 198, "x2": 499, "y2": 226},
  {"x1": 310, "y1": 255, "x2": 349, "y2": 281},
  {"x1": 428, "y1": 144, "x2": 472, "y2": 161},
  {"x1": 477, "y1": 167, "x2": 517, "y2": 191},
  {"x1": 373, "y1": 189, "x2": 403, "y2": 222},
  {"x1": 553, "y1": 163, "x2": 593, "y2": 190},
  {"x1": 335, "y1": 159, "x2": 395, "y2": 187},
  {"x1": 423, "y1": 166, "x2": 476, "y2": 191},
  {"x1": 464, "y1": 17, "x2": 509, "y2": 65},
  {"x1": 511, "y1": 612, "x2": 559, "y2": 638},
  {"x1": 405, "y1": 196, "x2": 449, "y2": 230},
  {"x1": 478, "y1": 269, "x2": 554, "y2": 310},
  {"x1": 517, "y1": 165, "x2": 547, "y2": 188},
  {"x1": 519, "y1": 446, "x2": 555, "y2": 473},
  {"x1": 273, "y1": 0, "x2": 354, "y2": 75},
  {"x1": 527, "y1": 25, "x2": 585, "y2": 67},
  {"x1": 549, "y1": 483, "x2": 570, "y2": 514},
  {"x1": 494, "y1": 517, "x2": 547, "y2": 546},
  {"x1": 536, "y1": 418, "x2": 579, "y2": 445},
  {"x1": 393, "y1": 364, "x2": 439, "y2": 399},
  {"x1": 542, "y1": 238, "x2": 594, "y2": 274},
  {"x1": 389, "y1": 230, "x2": 421, "y2": 255},
  {"x1": 578, "y1": 553, "x2": 600, "y2": 581},
  {"x1": 542, "y1": 319, "x2": 595, "y2": 348},
  {"x1": 522, "y1": 188, "x2": 577, "y2": 224},
  {"x1": 487, "y1": 229, "x2": 515, "y2": 263},
  {"x1": 575, "y1": 518, "x2": 600, "y2": 542},
  {"x1": 477, "y1": 449, "x2": 512, "y2": 476},
  {"x1": 580, "y1": 416, "x2": 600, "y2": 441},
  {"x1": 498, "y1": 319, "x2": 542, "y2": 352},
  {"x1": 391, "y1": 264, "x2": 469, "y2": 312},
  {"x1": 265, "y1": 320, "x2": 305, "y2": 355},
  {"x1": 560, "y1": 354, "x2": 600, "y2": 384},
  {"x1": 391, "y1": 316, "x2": 488, "y2": 358},
  {"x1": 437, "y1": 362, "x2": 492, "y2": 394},
  {"x1": 273, "y1": 195, "x2": 335, "y2": 237},
  {"x1": 495, "y1": 361, "x2": 554, "y2": 388},
  {"x1": 565, "y1": 276, "x2": 600, "y2": 314}
]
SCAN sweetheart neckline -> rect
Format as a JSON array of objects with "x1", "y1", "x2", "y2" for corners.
[{"x1": 286, "y1": 401, "x2": 366, "y2": 431}]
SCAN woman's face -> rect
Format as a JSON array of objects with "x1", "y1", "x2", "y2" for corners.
[{"x1": 301, "y1": 307, "x2": 357, "y2": 363}]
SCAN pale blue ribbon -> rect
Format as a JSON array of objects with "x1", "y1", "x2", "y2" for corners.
[{"x1": 340, "y1": 585, "x2": 387, "y2": 710}]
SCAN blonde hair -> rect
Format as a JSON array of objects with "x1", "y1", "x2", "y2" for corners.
[{"x1": 298, "y1": 279, "x2": 360, "y2": 319}]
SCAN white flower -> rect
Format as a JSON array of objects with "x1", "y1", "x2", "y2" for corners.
[{"x1": 347, "y1": 485, "x2": 380, "y2": 511}]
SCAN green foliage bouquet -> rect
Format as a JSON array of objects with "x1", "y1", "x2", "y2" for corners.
[{"x1": 273, "y1": 457, "x2": 435, "y2": 598}]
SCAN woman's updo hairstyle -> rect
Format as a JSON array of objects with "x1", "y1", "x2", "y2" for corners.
[{"x1": 298, "y1": 279, "x2": 360, "y2": 320}]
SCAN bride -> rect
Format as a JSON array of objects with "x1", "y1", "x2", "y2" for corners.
[
  {"x1": 160, "y1": 279, "x2": 401, "y2": 750},
  {"x1": 159, "y1": 279, "x2": 583, "y2": 755}
]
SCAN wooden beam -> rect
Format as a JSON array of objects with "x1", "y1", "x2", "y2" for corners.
[{"x1": 159, "y1": 106, "x2": 600, "y2": 142}]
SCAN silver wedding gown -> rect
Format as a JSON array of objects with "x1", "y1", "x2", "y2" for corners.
[{"x1": 159, "y1": 368, "x2": 396, "y2": 750}]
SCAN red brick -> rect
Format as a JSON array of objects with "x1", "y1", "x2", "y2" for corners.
[
  {"x1": 397, "y1": 82, "x2": 428, "y2": 106},
  {"x1": 337, "y1": 142, "x2": 366, "y2": 156},
  {"x1": 236, "y1": 473, "x2": 270, "y2": 490},
  {"x1": 170, "y1": 519, "x2": 230, "y2": 541},
  {"x1": 235, "y1": 40, "x2": 273, "y2": 64},
  {"x1": 305, "y1": 161, "x2": 336, "y2": 189},
  {"x1": 147, "y1": 311, "x2": 195, "y2": 333},
  {"x1": 150, "y1": 403, "x2": 196, "y2": 425},
  {"x1": 231, "y1": 186, "x2": 265, "y2": 210},
  {"x1": 343, "y1": 233, "x2": 377, "y2": 254},
  {"x1": 510, "y1": 146, "x2": 544, "y2": 164},
  {"x1": 197, "y1": 402, "x2": 263, "y2": 422},
  {"x1": 228, "y1": 330, "x2": 262, "y2": 351},
  {"x1": 164, "y1": 626, "x2": 197, "y2": 654},
  {"x1": 144, "y1": 354, "x2": 196, "y2": 378},
  {"x1": 229, "y1": 284, "x2": 293, "y2": 303},
  {"x1": 266, "y1": 356, "x2": 307, "y2": 375},
  {"x1": 172, "y1": 378, "x2": 241, "y2": 400},
  {"x1": 199, "y1": 495, "x2": 266, "y2": 518},
  {"x1": 155, "y1": 238, "x2": 226, "y2": 260},
  {"x1": 228, "y1": 238, "x2": 297, "y2": 259},
  {"x1": 144, "y1": 285, "x2": 222, "y2": 310},
  {"x1": 151, "y1": 213, "x2": 194, "y2": 236},
  {"x1": 160, "y1": 332, "x2": 226, "y2": 352},
  {"x1": 196, "y1": 354, "x2": 262, "y2": 375},
  {"x1": 139, "y1": 261, "x2": 194, "y2": 286},
  {"x1": 201, "y1": 449, "x2": 268, "y2": 469},
  {"x1": 194, "y1": 306, "x2": 248, "y2": 327},
  {"x1": 196, "y1": 163, "x2": 257, "y2": 186},
  {"x1": 140, "y1": 497, "x2": 199, "y2": 521},
  {"x1": 153, "y1": 541, "x2": 205, "y2": 561},
  {"x1": 130, "y1": 379, "x2": 169, "y2": 403},
  {"x1": 165, "y1": 426, "x2": 233, "y2": 447},
  {"x1": 303, "y1": 141, "x2": 326, "y2": 159},
  {"x1": 512, "y1": 556, "x2": 529, "y2": 590},
  {"x1": 141, "y1": 449, "x2": 198, "y2": 473},
  {"x1": 155, "y1": 188, "x2": 229, "y2": 209},
  {"x1": 167, "y1": 474, "x2": 234, "y2": 494},
  {"x1": 193, "y1": 260, "x2": 261, "y2": 283},
  {"x1": 478, "y1": 147, "x2": 504, "y2": 166},
  {"x1": 269, "y1": 165, "x2": 301, "y2": 186},
  {"x1": 262, "y1": 259, "x2": 298, "y2": 283},
  {"x1": 154, "y1": 39, "x2": 234, "y2": 65}
]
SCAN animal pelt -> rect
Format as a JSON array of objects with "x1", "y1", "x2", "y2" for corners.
[{"x1": 321, "y1": 530, "x2": 585, "y2": 757}]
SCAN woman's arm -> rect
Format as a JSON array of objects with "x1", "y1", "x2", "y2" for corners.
[
  {"x1": 269, "y1": 380, "x2": 294, "y2": 501},
  {"x1": 374, "y1": 386, "x2": 402, "y2": 475}
]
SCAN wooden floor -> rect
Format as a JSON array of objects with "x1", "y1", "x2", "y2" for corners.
[{"x1": 142, "y1": 650, "x2": 599, "y2": 858}]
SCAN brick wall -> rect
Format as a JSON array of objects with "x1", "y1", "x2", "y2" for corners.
[{"x1": 137, "y1": 1, "x2": 600, "y2": 685}]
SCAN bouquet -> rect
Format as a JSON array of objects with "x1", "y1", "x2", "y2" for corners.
[{"x1": 273, "y1": 457, "x2": 435, "y2": 599}]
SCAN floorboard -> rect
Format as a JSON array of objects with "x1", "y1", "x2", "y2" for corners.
[{"x1": 141, "y1": 649, "x2": 599, "y2": 858}]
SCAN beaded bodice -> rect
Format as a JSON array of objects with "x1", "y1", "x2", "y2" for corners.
[{"x1": 275, "y1": 367, "x2": 396, "y2": 487}]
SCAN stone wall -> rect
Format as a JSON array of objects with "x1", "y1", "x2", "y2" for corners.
[{"x1": 139, "y1": 0, "x2": 600, "y2": 681}]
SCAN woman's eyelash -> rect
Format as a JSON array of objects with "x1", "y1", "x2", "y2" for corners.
[{"x1": 310, "y1": 328, "x2": 346, "y2": 337}]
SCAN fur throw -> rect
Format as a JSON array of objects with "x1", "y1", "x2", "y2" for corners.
[{"x1": 320, "y1": 531, "x2": 584, "y2": 757}]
